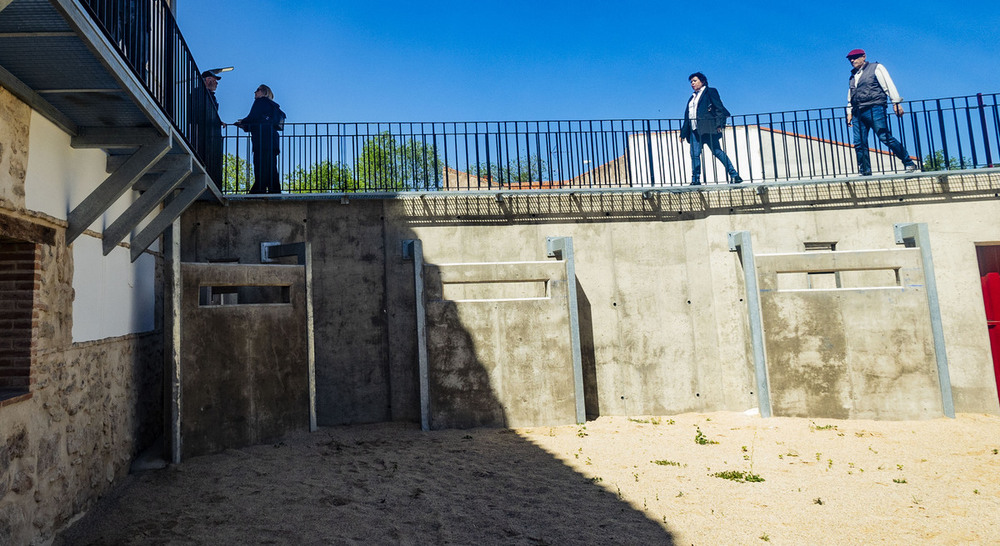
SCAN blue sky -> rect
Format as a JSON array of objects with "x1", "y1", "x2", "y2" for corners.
[{"x1": 176, "y1": 0, "x2": 1000, "y2": 124}]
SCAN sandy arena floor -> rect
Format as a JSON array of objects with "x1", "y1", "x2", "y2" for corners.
[{"x1": 55, "y1": 412, "x2": 1000, "y2": 545}]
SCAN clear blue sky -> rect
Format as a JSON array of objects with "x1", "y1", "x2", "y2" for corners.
[{"x1": 175, "y1": 0, "x2": 1000, "y2": 124}]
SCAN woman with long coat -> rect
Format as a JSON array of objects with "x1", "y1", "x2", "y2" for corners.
[
  {"x1": 236, "y1": 84, "x2": 284, "y2": 194},
  {"x1": 678, "y1": 72, "x2": 742, "y2": 185}
]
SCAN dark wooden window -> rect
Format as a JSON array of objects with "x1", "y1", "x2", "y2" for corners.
[{"x1": 0, "y1": 239, "x2": 38, "y2": 405}]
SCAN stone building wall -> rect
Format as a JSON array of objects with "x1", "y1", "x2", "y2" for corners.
[{"x1": 0, "y1": 86, "x2": 164, "y2": 545}]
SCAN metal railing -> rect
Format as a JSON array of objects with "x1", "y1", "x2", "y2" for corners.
[
  {"x1": 220, "y1": 93, "x2": 998, "y2": 194},
  {"x1": 80, "y1": 0, "x2": 223, "y2": 183}
]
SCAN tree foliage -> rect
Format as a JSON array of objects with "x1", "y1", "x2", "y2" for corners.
[
  {"x1": 222, "y1": 153, "x2": 253, "y2": 193},
  {"x1": 278, "y1": 132, "x2": 442, "y2": 193},
  {"x1": 284, "y1": 161, "x2": 354, "y2": 193},
  {"x1": 922, "y1": 150, "x2": 972, "y2": 171},
  {"x1": 474, "y1": 154, "x2": 549, "y2": 186},
  {"x1": 354, "y1": 132, "x2": 442, "y2": 191}
]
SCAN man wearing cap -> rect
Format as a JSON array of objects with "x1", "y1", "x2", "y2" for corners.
[
  {"x1": 845, "y1": 49, "x2": 918, "y2": 175},
  {"x1": 200, "y1": 70, "x2": 224, "y2": 184}
]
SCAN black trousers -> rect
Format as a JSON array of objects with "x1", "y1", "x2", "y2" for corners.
[{"x1": 249, "y1": 137, "x2": 280, "y2": 194}]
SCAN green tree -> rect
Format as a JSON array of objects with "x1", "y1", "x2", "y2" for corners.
[
  {"x1": 222, "y1": 153, "x2": 253, "y2": 193},
  {"x1": 354, "y1": 132, "x2": 442, "y2": 191},
  {"x1": 922, "y1": 150, "x2": 972, "y2": 171},
  {"x1": 284, "y1": 160, "x2": 355, "y2": 193},
  {"x1": 475, "y1": 154, "x2": 549, "y2": 186}
]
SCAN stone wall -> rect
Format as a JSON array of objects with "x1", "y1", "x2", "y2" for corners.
[
  {"x1": 0, "y1": 86, "x2": 29, "y2": 210},
  {"x1": 0, "y1": 86, "x2": 164, "y2": 546}
]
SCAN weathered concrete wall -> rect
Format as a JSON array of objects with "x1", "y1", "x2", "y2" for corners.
[
  {"x1": 424, "y1": 261, "x2": 578, "y2": 428},
  {"x1": 756, "y1": 249, "x2": 942, "y2": 419},
  {"x1": 179, "y1": 263, "x2": 310, "y2": 458},
  {"x1": 0, "y1": 86, "x2": 163, "y2": 546},
  {"x1": 180, "y1": 172, "x2": 1000, "y2": 429},
  {"x1": 181, "y1": 201, "x2": 390, "y2": 426}
]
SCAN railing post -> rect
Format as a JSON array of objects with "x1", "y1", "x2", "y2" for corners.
[
  {"x1": 979, "y1": 93, "x2": 995, "y2": 167},
  {"x1": 644, "y1": 120, "x2": 655, "y2": 187},
  {"x1": 937, "y1": 99, "x2": 950, "y2": 168}
]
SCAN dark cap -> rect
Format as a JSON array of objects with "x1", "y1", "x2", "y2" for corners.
[
  {"x1": 201, "y1": 70, "x2": 221, "y2": 80},
  {"x1": 846, "y1": 48, "x2": 865, "y2": 59}
]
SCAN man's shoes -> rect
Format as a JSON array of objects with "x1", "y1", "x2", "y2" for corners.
[
  {"x1": 690, "y1": 181, "x2": 701, "y2": 186},
  {"x1": 904, "y1": 164, "x2": 919, "y2": 173},
  {"x1": 730, "y1": 174, "x2": 743, "y2": 184}
]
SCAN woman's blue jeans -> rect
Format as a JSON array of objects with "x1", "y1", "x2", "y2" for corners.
[{"x1": 689, "y1": 131, "x2": 738, "y2": 184}]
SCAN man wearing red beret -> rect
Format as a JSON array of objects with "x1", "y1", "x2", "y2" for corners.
[{"x1": 845, "y1": 49, "x2": 918, "y2": 176}]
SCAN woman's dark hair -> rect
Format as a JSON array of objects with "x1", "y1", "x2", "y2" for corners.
[{"x1": 688, "y1": 72, "x2": 708, "y2": 85}]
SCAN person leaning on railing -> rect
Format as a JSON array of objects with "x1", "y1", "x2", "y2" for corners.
[
  {"x1": 235, "y1": 84, "x2": 285, "y2": 194},
  {"x1": 845, "y1": 49, "x2": 919, "y2": 176},
  {"x1": 678, "y1": 72, "x2": 743, "y2": 186}
]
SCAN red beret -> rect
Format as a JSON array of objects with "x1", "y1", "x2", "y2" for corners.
[{"x1": 846, "y1": 49, "x2": 866, "y2": 59}]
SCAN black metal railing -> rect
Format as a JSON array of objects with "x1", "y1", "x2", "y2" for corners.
[
  {"x1": 220, "y1": 93, "x2": 998, "y2": 195},
  {"x1": 80, "y1": 0, "x2": 222, "y2": 184}
]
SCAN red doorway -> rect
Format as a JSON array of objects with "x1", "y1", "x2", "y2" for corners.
[{"x1": 977, "y1": 246, "x2": 1000, "y2": 398}]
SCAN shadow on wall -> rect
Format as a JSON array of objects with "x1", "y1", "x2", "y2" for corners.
[
  {"x1": 92, "y1": 199, "x2": 671, "y2": 544},
  {"x1": 578, "y1": 278, "x2": 600, "y2": 419}
]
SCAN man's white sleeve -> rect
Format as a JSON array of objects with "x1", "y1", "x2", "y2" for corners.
[{"x1": 875, "y1": 64, "x2": 903, "y2": 104}]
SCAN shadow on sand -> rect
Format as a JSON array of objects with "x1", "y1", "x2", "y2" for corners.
[{"x1": 56, "y1": 423, "x2": 673, "y2": 544}]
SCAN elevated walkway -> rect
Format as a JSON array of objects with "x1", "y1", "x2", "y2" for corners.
[{"x1": 0, "y1": 0, "x2": 220, "y2": 260}]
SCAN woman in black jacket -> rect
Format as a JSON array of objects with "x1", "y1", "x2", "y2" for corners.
[
  {"x1": 678, "y1": 72, "x2": 742, "y2": 185},
  {"x1": 236, "y1": 84, "x2": 284, "y2": 194}
]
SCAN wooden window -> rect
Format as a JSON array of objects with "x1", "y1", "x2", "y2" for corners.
[{"x1": 0, "y1": 239, "x2": 38, "y2": 405}]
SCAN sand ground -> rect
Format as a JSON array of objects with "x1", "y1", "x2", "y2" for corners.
[{"x1": 55, "y1": 412, "x2": 1000, "y2": 545}]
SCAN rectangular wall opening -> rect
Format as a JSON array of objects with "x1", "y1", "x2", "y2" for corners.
[
  {"x1": 0, "y1": 238, "x2": 38, "y2": 403},
  {"x1": 776, "y1": 268, "x2": 901, "y2": 291},
  {"x1": 199, "y1": 285, "x2": 291, "y2": 306},
  {"x1": 804, "y1": 241, "x2": 841, "y2": 289},
  {"x1": 439, "y1": 279, "x2": 548, "y2": 302},
  {"x1": 976, "y1": 244, "x2": 1000, "y2": 399}
]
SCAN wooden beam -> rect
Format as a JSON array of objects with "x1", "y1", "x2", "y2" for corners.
[
  {"x1": 0, "y1": 65, "x2": 77, "y2": 135},
  {"x1": 108, "y1": 149, "x2": 189, "y2": 177},
  {"x1": 0, "y1": 212, "x2": 56, "y2": 246},
  {"x1": 36, "y1": 88, "x2": 123, "y2": 94},
  {"x1": 103, "y1": 156, "x2": 192, "y2": 255},
  {"x1": 72, "y1": 127, "x2": 164, "y2": 149},
  {"x1": 130, "y1": 175, "x2": 208, "y2": 261},
  {"x1": 67, "y1": 136, "x2": 171, "y2": 244},
  {"x1": 0, "y1": 32, "x2": 77, "y2": 38}
]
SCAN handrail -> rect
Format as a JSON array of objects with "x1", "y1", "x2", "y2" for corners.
[
  {"x1": 78, "y1": 0, "x2": 222, "y2": 185},
  {"x1": 220, "y1": 93, "x2": 999, "y2": 194}
]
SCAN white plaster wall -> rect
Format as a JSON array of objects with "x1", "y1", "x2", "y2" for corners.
[
  {"x1": 72, "y1": 237, "x2": 156, "y2": 341},
  {"x1": 25, "y1": 111, "x2": 159, "y2": 341}
]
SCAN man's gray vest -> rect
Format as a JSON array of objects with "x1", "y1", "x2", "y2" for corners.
[{"x1": 849, "y1": 62, "x2": 887, "y2": 109}]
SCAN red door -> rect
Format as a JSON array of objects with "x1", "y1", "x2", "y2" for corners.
[{"x1": 978, "y1": 247, "x2": 1000, "y2": 397}]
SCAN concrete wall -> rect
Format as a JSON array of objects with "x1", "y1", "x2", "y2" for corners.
[
  {"x1": 179, "y1": 263, "x2": 310, "y2": 458},
  {"x1": 423, "y1": 261, "x2": 578, "y2": 428},
  {"x1": 756, "y1": 248, "x2": 942, "y2": 419},
  {"x1": 180, "y1": 171, "x2": 1000, "y2": 429},
  {"x1": 0, "y1": 87, "x2": 164, "y2": 545}
]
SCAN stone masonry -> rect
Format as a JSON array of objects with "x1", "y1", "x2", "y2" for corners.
[{"x1": 0, "y1": 86, "x2": 164, "y2": 546}]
